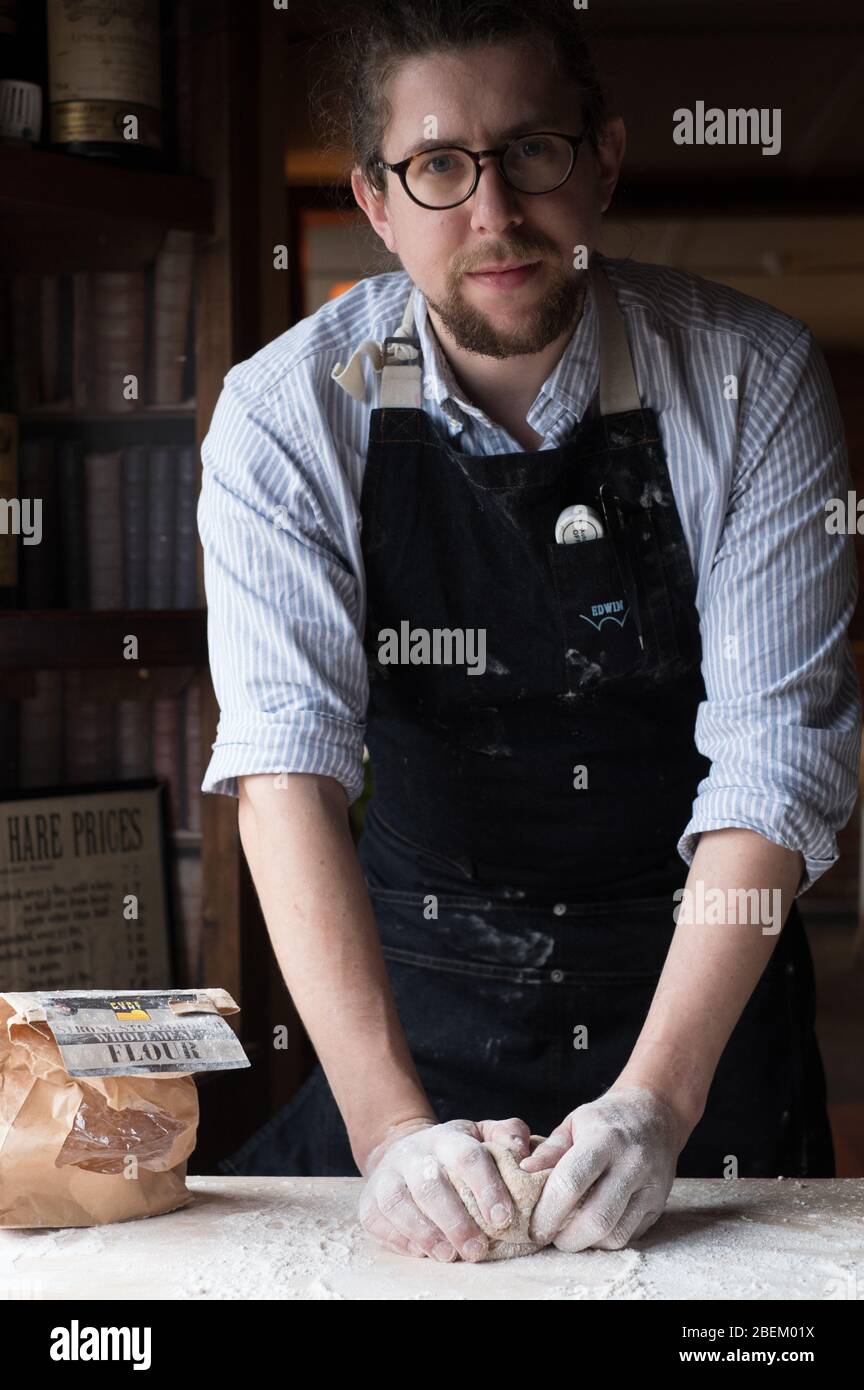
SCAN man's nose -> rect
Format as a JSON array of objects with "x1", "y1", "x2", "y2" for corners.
[{"x1": 468, "y1": 157, "x2": 525, "y2": 232}]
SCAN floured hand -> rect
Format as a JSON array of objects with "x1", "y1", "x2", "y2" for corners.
[
  {"x1": 358, "y1": 1115, "x2": 533, "y2": 1262},
  {"x1": 521, "y1": 1084, "x2": 691, "y2": 1252}
]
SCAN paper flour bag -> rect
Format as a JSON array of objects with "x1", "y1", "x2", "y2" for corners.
[{"x1": 0, "y1": 988, "x2": 249, "y2": 1228}]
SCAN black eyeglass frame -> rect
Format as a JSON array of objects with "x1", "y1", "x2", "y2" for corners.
[{"x1": 374, "y1": 129, "x2": 590, "y2": 210}]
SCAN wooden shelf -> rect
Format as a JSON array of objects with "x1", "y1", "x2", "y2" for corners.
[
  {"x1": 0, "y1": 609, "x2": 207, "y2": 670},
  {"x1": 173, "y1": 829, "x2": 203, "y2": 849},
  {"x1": 0, "y1": 3, "x2": 287, "y2": 1165},
  {"x1": 614, "y1": 176, "x2": 864, "y2": 218},
  {"x1": 19, "y1": 405, "x2": 198, "y2": 449},
  {"x1": 22, "y1": 403, "x2": 197, "y2": 424},
  {"x1": 0, "y1": 146, "x2": 214, "y2": 273}
]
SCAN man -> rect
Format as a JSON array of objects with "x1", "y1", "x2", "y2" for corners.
[{"x1": 198, "y1": 0, "x2": 860, "y2": 1262}]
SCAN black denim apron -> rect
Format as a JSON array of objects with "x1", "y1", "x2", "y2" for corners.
[{"x1": 220, "y1": 263, "x2": 834, "y2": 1180}]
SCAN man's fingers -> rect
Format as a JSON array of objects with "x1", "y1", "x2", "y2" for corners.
[
  {"x1": 528, "y1": 1138, "x2": 609, "y2": 1245},
  {"x1": 435, "y1": 1127, "x2": 527, "y2": 1242},
  {"x1": 446, "y1": 1119, "x2": 483, "y2": 1142},
  {"x1": 402, "y1": 1144, "x2": 492, "y2": 1261},
  {"x1": 593, "y1": 1184, "x2": 668, "y2": 1250},
  {"x1": 478, "y1": 1116, "x2": 532, "y2": 1158},
  {"x1": 547, "y1": 1162, "x2": 641, "y2": 1252},
  {"x1": 386, "y1": 1230, "x2": 434, "y2": 1259},
  {"x1": 369, "y1": 1167, "x2": 460, "y2": 1259},
  {"x1": 360, "y1": 1198, "x2": 448, "y2": 1260},
  {"x1": 519, "y1": 1121, "x2": 573, "y2": 1172},
  {"x1": 589, "y1": 1189, "x2": 660, "y2": 1251},
  {"x1": 628, "y1": 1203, "x2": 665, "y2": 1244}
]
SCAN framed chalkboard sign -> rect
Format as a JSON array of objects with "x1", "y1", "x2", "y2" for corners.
[{"x1": 0, "y1": 778, "x2": 174, "y2": 992}]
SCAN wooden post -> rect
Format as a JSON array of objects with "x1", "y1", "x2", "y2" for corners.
[{"x1": 190, "y1": 0, "x2": 273, "y2": 1164}]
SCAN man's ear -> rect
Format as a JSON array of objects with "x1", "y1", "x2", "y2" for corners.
[
  {"x1": 351, "y1": 166, "x2": 397, "y2": 255},
  {"x1": 593, "y1": 116, "x2": 626, "y2": 215}
]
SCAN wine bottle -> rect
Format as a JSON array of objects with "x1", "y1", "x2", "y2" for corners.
[
  {"x1": 0, "y1": 0, "x2": 47, "y2": 148},
  {"x1": 0, "y1": 278, "x2": 19, "y2": 611},
  {"x1": 47, "y1": 0, "x2": 163, "y2": 166}
]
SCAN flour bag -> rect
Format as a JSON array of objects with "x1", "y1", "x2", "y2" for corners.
[{"x1": 0, "y1": 988, "x2": 249, "y2": 1228}]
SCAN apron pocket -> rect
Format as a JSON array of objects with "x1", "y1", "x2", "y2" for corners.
[
  {"x1": 618, "y1": 503, "x2": 682, "y2": 669},
  {"x1": 369, "y1": 888, "x2": 557, "y2": 974},
  {"x1": 359, "y1": 803, "x2": 476, "y2": 888},
  {"x1": 547, "y1": 536, "x2": 645, "y2": 689},
  {"x1": 368, "y1": 888, "x2": 678, "y2": 977}
]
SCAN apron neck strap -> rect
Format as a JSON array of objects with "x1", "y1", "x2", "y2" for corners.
[
  {"x1": 379, "y1": 286, "x2": 423, "y2": 408},
  {"x1": 330, "y1": 287, "x2": 422, "y2": 406},
  {"x1": 592, "y1": 260, "x2": 641, "y2": 416}
]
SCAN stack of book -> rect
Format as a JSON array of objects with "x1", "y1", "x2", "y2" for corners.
[{"x1": 15, "y1": 441, "x2": 201, "y2": 609}]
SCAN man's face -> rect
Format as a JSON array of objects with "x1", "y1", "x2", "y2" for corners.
[{"x1": 353, "y1": 40, "x2": 625, "y2": 359}]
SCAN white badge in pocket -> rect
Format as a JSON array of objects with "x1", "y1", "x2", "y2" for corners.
[{"x1": 554, "y1": 504, "x2": 605, "y2": 544}]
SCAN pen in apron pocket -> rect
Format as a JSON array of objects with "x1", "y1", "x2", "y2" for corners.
[{"x1": 598, "y1": 483, "x2": 645, "y2": 651}]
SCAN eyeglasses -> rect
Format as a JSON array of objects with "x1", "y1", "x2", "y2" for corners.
[{"x1": 375, "y1": 130, "x2": 589, "y2": 210}]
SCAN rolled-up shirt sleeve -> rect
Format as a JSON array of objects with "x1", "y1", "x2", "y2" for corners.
[
  {"x1": 197, "y1": 365, "x2": 368, "y2": 804},
  {"x1": 677, "y1": 328, "x2": 862, "y2": 896}
]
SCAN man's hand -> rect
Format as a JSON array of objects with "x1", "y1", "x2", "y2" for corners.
[
  {"x1": 521, "y1": 1085, "x2": 691, "y2": 1252},
  {"x1": 358, "y1": 1116, "x2": 532, "y2": 1262}
]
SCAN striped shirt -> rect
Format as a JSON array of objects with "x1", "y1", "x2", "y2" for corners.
[{"x1": 197, "y1": 254, "x2": 862, "y2": 897}]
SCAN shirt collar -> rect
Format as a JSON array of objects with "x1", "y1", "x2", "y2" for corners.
[{"x1": 410, "y1": 273, "x2": 600, "y2": 433}]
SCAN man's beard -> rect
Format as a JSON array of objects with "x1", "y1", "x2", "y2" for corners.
[{"x1": 425, "y1": 263, "x2": 585, "y2": 360}]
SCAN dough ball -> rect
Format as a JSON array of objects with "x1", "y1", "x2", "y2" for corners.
[{"x1": 449, "y1": 1134, "x2": 552, "y2": 1261}]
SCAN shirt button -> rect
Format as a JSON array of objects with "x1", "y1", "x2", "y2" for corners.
[
  {"x1": 553, "y1": 902, "x2": 567, "y2": 916},
  {"x1": 785, "y1": 962, "x2": 795, "y2": 976},
  {"x1": 550, "y1": 968, "x2": 564, "y2": 983}
]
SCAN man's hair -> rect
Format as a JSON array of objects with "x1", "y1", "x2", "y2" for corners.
[{"x1": 313, "y1": 0, "x2": 607, "y2": 192}]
